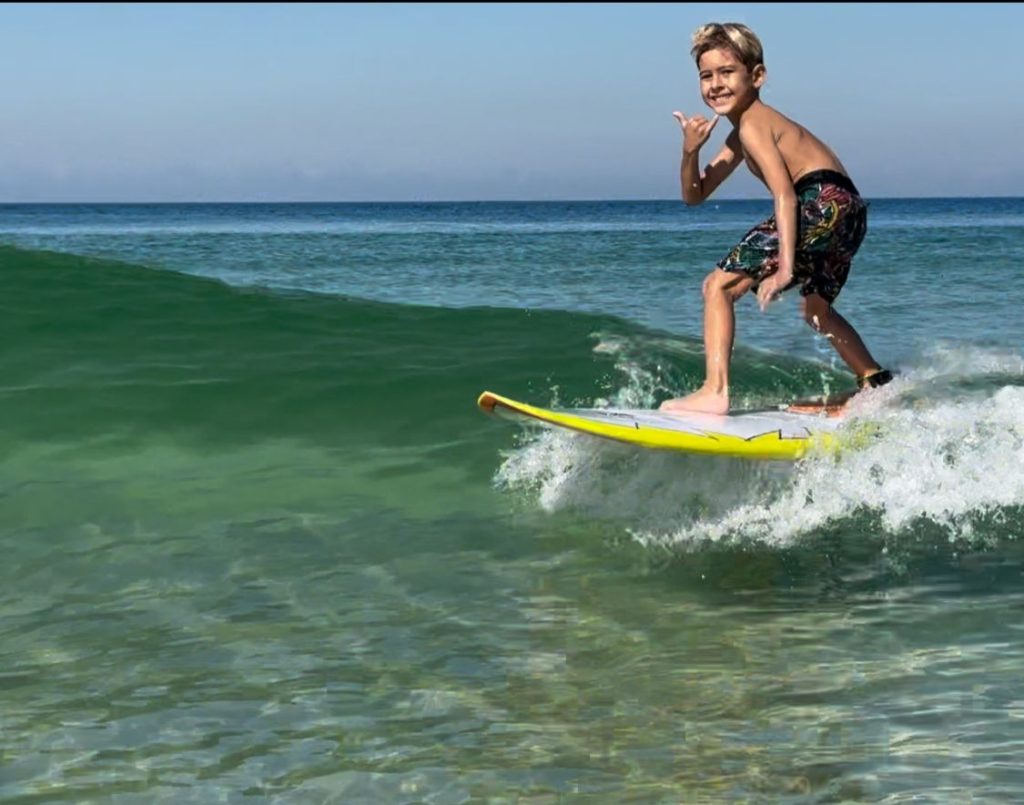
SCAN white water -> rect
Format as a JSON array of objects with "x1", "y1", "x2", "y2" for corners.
[{"x1": 496, "y1": 346, "x2": 1024, "y2": 550}]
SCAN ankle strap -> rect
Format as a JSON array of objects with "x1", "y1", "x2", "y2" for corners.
[{"x1": 857, "y1": 369, "x2": 894, "y2": 389}]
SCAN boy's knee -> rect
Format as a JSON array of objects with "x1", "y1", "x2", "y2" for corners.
[
  {"x1": 703, "y1": 268, "x2": 748, "y2": 301},
  {"x1": 701, "y1": 269, "x2": 720, "y2": 299}
]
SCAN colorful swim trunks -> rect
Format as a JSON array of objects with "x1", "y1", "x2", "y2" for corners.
[{"x1": 717, "y1": 169, "x2": 868, "y2": 304}]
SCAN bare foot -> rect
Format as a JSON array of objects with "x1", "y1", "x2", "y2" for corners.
[{"x1": 658, "y1": 387, "x2": 729, "y2": 416}]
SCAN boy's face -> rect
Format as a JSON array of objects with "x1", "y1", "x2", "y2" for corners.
[{"x1": 697, "y1": 47, "x2": 764, "y2": 116}]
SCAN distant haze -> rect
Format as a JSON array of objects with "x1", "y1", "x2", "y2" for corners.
[{"x1": 2, "y1": 3, "x2": 1021, "y2": 202}]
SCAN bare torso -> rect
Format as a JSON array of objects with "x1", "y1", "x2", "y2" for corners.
[{"x1": 735, "y1": 102, "x2": 848, "y2": 188}]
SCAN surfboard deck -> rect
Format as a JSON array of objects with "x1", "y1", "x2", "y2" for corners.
[{"x1": 478, "y1": 391, "x2": 844, "y2": 461}]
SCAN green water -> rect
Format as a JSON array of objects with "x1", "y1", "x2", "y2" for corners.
[{"x1": 3, "y1": 210, "x2": 1024, "y2": 801}]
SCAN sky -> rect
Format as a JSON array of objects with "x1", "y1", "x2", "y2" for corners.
[{"x1": 1, "y1": 2, "x2": 1022, "y2": 202}]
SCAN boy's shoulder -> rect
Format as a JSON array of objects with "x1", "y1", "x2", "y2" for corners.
[
  {"x1": 738, "y1": 102, "x2": 794, "y2": 131},
  {"x1": 736, "y1": 103, "x2": 809, "y2": 146}
]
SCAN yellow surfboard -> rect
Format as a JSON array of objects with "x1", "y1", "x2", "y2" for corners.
[{"x1": 478, "y1": 391, "x2": 843, "y2": 461}]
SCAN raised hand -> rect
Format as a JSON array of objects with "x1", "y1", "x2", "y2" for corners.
[{"x1": 673, "y1": 111, "x2": 719, "y2": 155}]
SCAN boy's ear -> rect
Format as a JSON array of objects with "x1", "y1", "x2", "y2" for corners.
[{"x1": 752, "y1": 64, "x2": 766, "y2": 88}]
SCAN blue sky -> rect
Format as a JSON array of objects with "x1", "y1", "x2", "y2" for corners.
[{"x1": 1, "y1": 2, "x2": 1021, "y2": 202}]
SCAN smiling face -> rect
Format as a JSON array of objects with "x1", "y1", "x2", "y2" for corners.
[{"x1": 697, "y1": 46, "x2": 764, "y2": 118}]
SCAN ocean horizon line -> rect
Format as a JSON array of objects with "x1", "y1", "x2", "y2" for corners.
[{"x1": 1, "y1": 195, "x2": 1022, "y2": 206}]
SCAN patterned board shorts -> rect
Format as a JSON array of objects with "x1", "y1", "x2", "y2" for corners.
[{"x1": 718, "y1": 169, "x2": 868, "y2": 304}]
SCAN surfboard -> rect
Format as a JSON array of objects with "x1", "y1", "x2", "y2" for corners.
[{"x1": 477, "y1": 390, "x2": 846, "y2": 461}]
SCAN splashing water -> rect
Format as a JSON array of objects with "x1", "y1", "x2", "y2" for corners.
[{"x1": 496, "y1": 346, "x2": 1024, "y2": 552}]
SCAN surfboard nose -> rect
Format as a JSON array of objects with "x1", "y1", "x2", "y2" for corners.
[{"x1": 477, "y1": 391, "x2": 500, "y2": 412}]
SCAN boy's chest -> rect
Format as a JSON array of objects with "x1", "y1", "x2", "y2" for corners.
[
  {"x1": 743, "y1": 153, "x2": 765, "y2": 183},
  {"x1": 733, "y1": 137, "x2": 766, "y2": 183},
  {"x1": 739, "y1": 138, "x2": 792, "y2": 190},
  {"x1": 745, "y1": 155, "x2": 761, "y2": 182}
]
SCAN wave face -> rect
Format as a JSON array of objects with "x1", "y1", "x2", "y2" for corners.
[{"x1": 3, "y1": 243, "x2": 1024, "y2": 548}]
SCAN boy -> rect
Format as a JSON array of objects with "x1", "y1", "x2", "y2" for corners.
[{"x1": 659, "y1": 22, "x2": 892, "y2": 416}]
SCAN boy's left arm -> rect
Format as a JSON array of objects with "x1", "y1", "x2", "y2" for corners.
[{"x1": 739, "y1": 123, "x2": 798, "y2": 311}]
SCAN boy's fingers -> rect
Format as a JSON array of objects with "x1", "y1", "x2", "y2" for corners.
[{"x1": 673, "y1": 111, "x2": 687, "y2": 126}]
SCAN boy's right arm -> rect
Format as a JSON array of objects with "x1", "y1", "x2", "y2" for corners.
[{"x1": 674, "y1": 112, "x2": 741, "y2": 205}]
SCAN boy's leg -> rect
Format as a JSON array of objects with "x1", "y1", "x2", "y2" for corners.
[
  {"x1": 660, "y1": 269, "x2": 755, "y2": 415},
  {"x1": 801, "y1": 293, "x2": 884, "y2": 379}
]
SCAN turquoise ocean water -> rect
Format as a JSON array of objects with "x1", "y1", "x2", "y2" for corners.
[{"x1": 2, "y1": 198, "x2": 1024, "y2": 801}]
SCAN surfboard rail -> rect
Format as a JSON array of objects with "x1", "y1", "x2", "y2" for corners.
[{"x1": 477, "y1": 391, "x2": 840, "y2": 461}]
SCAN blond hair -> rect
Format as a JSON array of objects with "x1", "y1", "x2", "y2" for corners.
[{"x1": 691, "y1": 23, "x2": 764, "y2": 73}]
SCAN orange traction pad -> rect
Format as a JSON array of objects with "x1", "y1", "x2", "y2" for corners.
[{"x1": 785, "y1": 389, "x2": 858, "y2": 418}]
